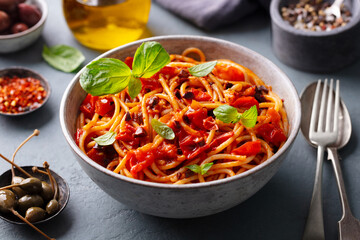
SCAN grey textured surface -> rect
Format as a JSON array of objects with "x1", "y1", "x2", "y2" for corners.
[{"x1": 0, "y1": 1, "x2": 359, "y2": 240}]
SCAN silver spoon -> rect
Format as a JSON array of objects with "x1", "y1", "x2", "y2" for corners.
[{"x1": 301, "y1": 81, "x2": 360, "y2": 239}]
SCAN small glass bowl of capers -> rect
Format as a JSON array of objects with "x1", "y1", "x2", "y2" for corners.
[{"x1": 0, "y1": 165, "x2": 69, "y2": 225}]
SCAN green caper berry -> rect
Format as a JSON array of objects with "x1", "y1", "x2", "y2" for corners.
[
  {"x1": 46, "y1": 199, "x2": 59, "y2": 215},
  {"x1": 0, "y1": 190, "x2": 16, "y2": 213},
  {"x1": 20, "y1": 178, "x2": 42, "y2": 194},
  {"x1": 18, "y1": 194, "x2": 44, "y2": 213},
  {"x1": 25, "y1": 207, "x2": 46, "y2": 223},
  {"x1": 40, "y1": 181, "x2": 54, "y2": 202}
]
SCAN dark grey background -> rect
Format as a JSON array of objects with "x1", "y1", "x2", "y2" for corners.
[{"x1": 1, "y1": 2, "x2": 360, "y2": 240}]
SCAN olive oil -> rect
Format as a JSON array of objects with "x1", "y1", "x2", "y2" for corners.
[{"x1": 62, "y1": 0, "x2": 151, "y2": 50}]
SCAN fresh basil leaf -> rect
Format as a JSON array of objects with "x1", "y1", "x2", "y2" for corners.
[
  {"x1": 132, "y1": 41, "x2": 170, "y2": 78},
  {"x1": 186, "y1": 163, "x2": 213, "y2": 175},
  {"x1": 186, "y1": 164, "x2": 201, "y2": 174},
  {"x1": 200, "y1": 162, "x2": 213, "y2": 175},
  {"x1": 151, "y1": 119, "x2": 175, "y2": 140},
  {"x1": 42, "y1": 45, "x2": 85, "y2": 73},
  {"x1": 188, "y1": 61, "x2": 217, "y2": 77},
  {"x1": 240, "y1": 105, "x2": 258, "y2": 128},
  {"x1": 80, "y1": 58, "x2": 132, "y2": 96},
  {"x1": 128, "y1": 77, "x2": 142, "y2": 99},
  {"x1": 93, "y1": 131, "x2": 116, "y2": 146},
  {"x1": 213, "y1": 105, "x2": 241, "y2": 124}
]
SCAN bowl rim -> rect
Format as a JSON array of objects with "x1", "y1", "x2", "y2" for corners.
[
  {"x1": 0, "y1": 0, "x2": 48, "y2": 40},
  {"x1": 0, "y1": 66, "x2": 51, "y2": 116},
  {"x1": 60, "y1": 35, "x2": 301, "y2": 189},
  {"x1": 270, "y1": 0, "x2": 360, "y2": 37}
]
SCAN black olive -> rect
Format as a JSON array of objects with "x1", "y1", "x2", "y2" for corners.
[
  {"x1": 125, "y1": 112, "x2": 131, "y2": 121},
  {"x1": 25, "y1": 207, "x2": 46, "y2": 222},
  {"x1": 0, "y1": 190, "x2": 16, "y2": 213},
  {"x1": 20, "y1": 177, "x2": 42, "y2": 194},
  {"x1": 174, "y1": 89, "x2": 181, "y2": 99},
  {"x1": 178, "y1": 69, "x2": 189, "y2": 79},
  {"x1": 46, "y1": 199, "x2": 59, "y2": 215},
  {"x1": 183, "y1": 91, "x2": 194, "y2": 100},
  {"x1": 134, "y1": 127, "x2": 147, "y2": 138},
  {"x1": 174, "y1": 121, "x2": 181, "y2": 129},
  {"x1": 148, "y1": 96, "x2": 159, "y2": 108},
  {"x1": 40, "y1": 181, "x2": 54, "y2": 202},
  {"x1": 18, "y1": 194, "x2": 44, "y2": 213},
  {"x1": 225, "y1": 82, "x2": 233, "y2": 89}
]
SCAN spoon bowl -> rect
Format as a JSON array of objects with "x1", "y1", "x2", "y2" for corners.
[
  {"x1": 300, "y1": 81, "x2": 352, "y2": 149},
  {"x1": 0, "y1": 166, "x2": 69, "y2": 225}
]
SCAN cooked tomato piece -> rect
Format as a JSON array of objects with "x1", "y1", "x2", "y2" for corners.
[
  {"x1": 232, "y1": 140, "x2": 261, "y2": 156},
  {"x1": 185, "y1": 107, "x2": 208, "y2": 130},
  {"x1": 190, "y1": 88, "x2": 212, "y2": 101},
  {"x1": 87, "y1": 148, "x2": 106, "y2": 166},
  {"x1": 213, "y1": 64, "x2": 244, "y2": 81},
  {"x1": 203, "y1": 116, "x2": 218, "y2": 130},
  {"x1": 75, "y1": 128, "x2": 84, "y2": 145},
  {"x1": 156, "y1": 142, "x2": 177, "y2": 160},
  {"x1": 158, "y1": 66, "x2": 178, "y2": 78},
  {"x1": 129, "y1": 149, "x2": 155, "y2": 176},
  {"x1": 231, "y1": 96, "x2": 259, "y2": 109},
  {"x1": 256, "y1": 123, "x2": 286, "y2": 147},
  {"x1": 179, "y1": 134, "x2": 209, "y2": 159},
  {"x1": 242, "y1": 86, "x2": 256, "y2": 96},
  {"x1": 80, "y1": 94, "x2": 98, "y2": 118},
  {"x1": 116, "y1": 123, "x2": 140, "y2": 148},
  {"x1": 208, "y1": 132, "x2": 234, "y2": 150},
  {"x1": 95, "y1": 97, "x2": 115, "y2": 117},
  {"x1": 124, "y1": 57, "x2": 134, "y2": 69},
  {"x1": 267, "y1": 108, "x2": 281, "y2": 126},
  {"x1": 140, "y1": 77, "x2": 163, "y2": 94}
]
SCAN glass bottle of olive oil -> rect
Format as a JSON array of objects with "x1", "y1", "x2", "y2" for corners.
[{"x1": 62, "y1": 0, "x2": 151, "y2": 51}]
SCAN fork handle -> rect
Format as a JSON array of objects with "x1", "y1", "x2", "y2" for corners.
[
  {"x1": 327, "y1": 147, "x2": 360, "y2": 240},
  {"x1": 303, "y1": 145, "x2": 325, "y2": 240}
]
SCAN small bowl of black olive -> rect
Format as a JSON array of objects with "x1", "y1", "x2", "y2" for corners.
[
  {"x1": 0, "y1": 0, "x2": 48, "y2": 53},
  {"x1": 0, "y1": 130, "x2": 69, "y2": 240},
  {"x1": 270, "y1": 0, "x2": 360, "y2": 72}
]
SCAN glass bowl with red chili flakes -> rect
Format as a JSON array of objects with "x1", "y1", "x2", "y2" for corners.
[{"x1": 0, "y1": 67, "x2": 50, "y2": 116}]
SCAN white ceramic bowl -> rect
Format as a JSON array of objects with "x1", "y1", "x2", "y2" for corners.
[
  {"x1": 0, "y1": 0, "x2": 48, "y2": 53},
  {"x1": 60, "y1": 35, "x2": 301, "y2": 218}
]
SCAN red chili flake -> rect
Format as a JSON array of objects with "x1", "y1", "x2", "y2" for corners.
[{"x1": 0, "y1": 76, "x2": 47, "y2": 114}]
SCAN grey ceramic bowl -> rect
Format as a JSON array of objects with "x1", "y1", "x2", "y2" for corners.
[
  {"x1": 270, "y1": 0, "x2": 360, "y2": 72},
  {"x1": 0, "y1": 67, "x2": 51, "y2": 116},
  {"x1": 0, "y1": 0, "x2": 48, "y2": 53},
  {"x1": 60, "y1": 35, "x2": 301, "y2": 218}
]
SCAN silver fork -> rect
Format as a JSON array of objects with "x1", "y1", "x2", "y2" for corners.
[{"x1": 303, "y1": 79, "x2": 340, "y2": 240}]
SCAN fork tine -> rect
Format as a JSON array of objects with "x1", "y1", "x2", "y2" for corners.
[
  {"x1": 317, "y1": 79, "x2": 328, "y2": 132},
  {"x1": 325, "y1": 79, "x2": 334, "y2": 131},
  {"x1": 309, "y1": 80, "x2": 322, "y2": 133},
  {"x1": 333, "y1": 80, "x2": 340, "y2": 132}
]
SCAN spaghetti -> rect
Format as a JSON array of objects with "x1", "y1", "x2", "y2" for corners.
[{"x1": 75, "y1": 48, "x2": 288, "y2": 184}]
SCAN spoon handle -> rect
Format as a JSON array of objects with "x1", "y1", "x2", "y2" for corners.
[
  {"x1": 327, "y1": 147, "x2": 360, "y2": 240},
  {"x1": 303, "y1": 145, "x2": 325, "y2": 240}
]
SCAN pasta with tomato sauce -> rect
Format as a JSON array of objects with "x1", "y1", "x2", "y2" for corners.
[{"x1": 75, "y1": 48, "x2": 288, "y2": 184}]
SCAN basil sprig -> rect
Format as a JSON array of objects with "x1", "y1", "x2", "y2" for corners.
[
  {"x1": 214, "y1": 105, "x2": 258, "y2": 128},
  {"x1": 42, "y1": 44, "x2": 85, "y2": 73},
  {"x1": 93, "y1": 131, "x2": 116, "y2": 146},
  {"x1": 80, "y1": 41, "x2": 170, "y2": 97},
  {"x1": 186, "y1": 162, "x2": 213, "y2": 175},
  {"x1": 151, "y1": 119, "x2": 175, "y2": 140},
  {"x1": 188, "y1": 61, "x2": 217, "y2": 77}
]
